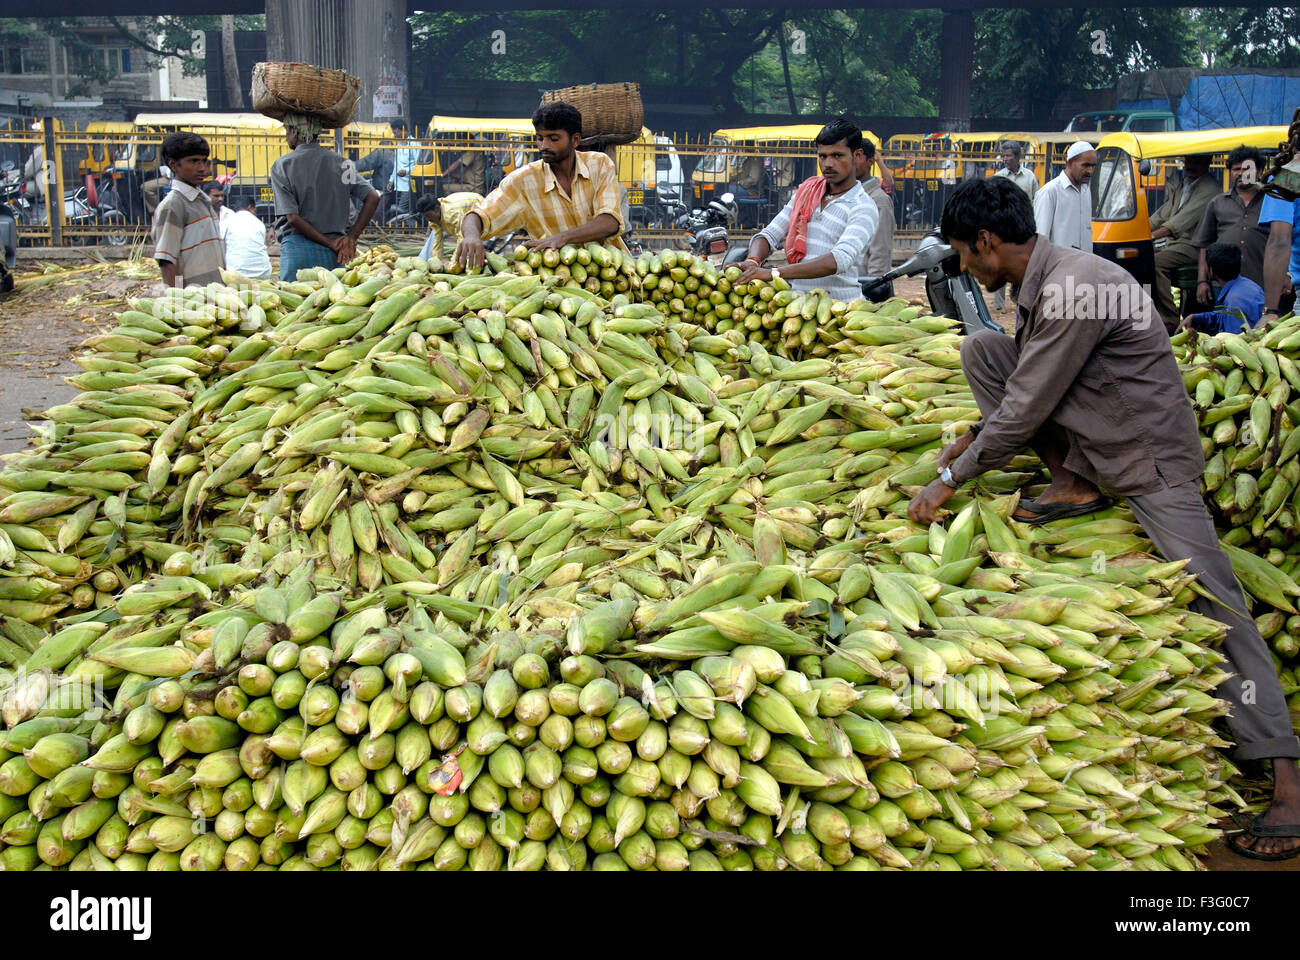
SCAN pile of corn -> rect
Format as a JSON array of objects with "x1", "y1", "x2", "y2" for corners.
[
  {"x1": 0, "y1": 245, "x2": 1256, "y2": 870},
  {"x1": 428, "y1": 242, "x2": 641, "y2": 301},
  {"x1": 0, "y1": 545, "x2": 1236, "y2": 872},
  {"x1": 1173, "y1": 322, "x2": 1300, "y2": 687},
  {"x1": 632, "y1": 251, "x2": 932, "y2": 359}
]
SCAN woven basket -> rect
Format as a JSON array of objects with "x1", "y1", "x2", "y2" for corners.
[
  {"x1": 540, "y1": 83, "x2": 643, "y2": 145},
  {"x1": 251, "y1": 61, "x2": 361, "y2": 128}
]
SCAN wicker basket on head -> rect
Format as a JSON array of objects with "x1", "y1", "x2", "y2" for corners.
[
  {"x1": 540, "y1": 82, "x2": 643, "y2": 146},
  {"x1": 251, "y1": 61, "x2": 361, "y2": 128}
]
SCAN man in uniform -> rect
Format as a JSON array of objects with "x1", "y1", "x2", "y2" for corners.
[{"x1": 442, "y1": 133, "x2": 487, "y2": 196}]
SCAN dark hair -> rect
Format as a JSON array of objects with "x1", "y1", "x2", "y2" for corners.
[
  {"x1": 816, "y1": 117, "x2": 863, "y2": 153},
  {"x1": 1001, "y1": 142, "x2": 1022, "y2": 159},
  {"x1": 162, "y1": 131, "x2": 209, "y2": 165},
  {"x1": 228, "y1": 194, "x2": 256, "y2": 212},
  {"x1": 203, "y1": 180, "x2": 223, "y2": 194},
  {"x1": 532, "y1": 102, "x2": 583, "y2": 136},
  {"x1": 940, "y1": 176, "x2": 1037, "y2": 245},
  {"x1": 861, "y1": 138, "x2": 877, "y2": 160},
  {"x1": 1226, "y1": 145, "x2": 1266, "y2": 171},
  {"x1": 1206, "y1": 241, "x2": 1242, "y2": 281},
  {"x1": 415, "y1": 194, "x2": 439, "y2": 214}
]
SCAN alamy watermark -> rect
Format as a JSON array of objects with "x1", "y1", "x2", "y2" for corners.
[
  {"x1": 1, "y1": 667, "x2": 107, "y2": 725},
  {"x1": 1039, "y1": 277, "x2": 1158, "y2": 331},
  {"x1": 49, "y1": 892, "x2": 152, "y2": 940}
]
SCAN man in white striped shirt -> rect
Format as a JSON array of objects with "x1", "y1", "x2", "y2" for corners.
[{"x1": 738, "y1": 118, "x2": 878, "y2": 303}]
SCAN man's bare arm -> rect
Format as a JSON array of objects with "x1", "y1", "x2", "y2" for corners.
[
  {"x1": 745, "y1": 235, "x2": 772, "y2": 263},
  {"x1": 769, "y1": 252, "x2": 840, "y2": 280},
  {"x1": 1265, "y1": 220, "x2": 1294, "y2": 311},
  {"x1": 350, "y1": 190, "x2": 380, "y2": 239}
]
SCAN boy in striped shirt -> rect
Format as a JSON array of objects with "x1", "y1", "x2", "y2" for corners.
[{"x1": 151, "y1": 132, "x2": 225, "y2": 288}]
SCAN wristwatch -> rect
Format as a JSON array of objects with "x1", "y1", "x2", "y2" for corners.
[{"x1": 939, "y1": 465, "x2": 961, "y2": 489}]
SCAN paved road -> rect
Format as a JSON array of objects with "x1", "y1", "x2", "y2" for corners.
[{"x1": 0, "y1": 262, "x2": 154, "y2": 455}]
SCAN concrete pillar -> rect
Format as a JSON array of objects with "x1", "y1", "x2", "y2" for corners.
[
  {"x1": 264, "y1": 0, "x2": 409, "y2": 125},
  {"x1": 938, "y1": 10, "x2": 973, "y2": 133}
]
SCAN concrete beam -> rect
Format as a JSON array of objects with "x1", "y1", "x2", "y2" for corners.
[
  {"x1": 29, "y1": 0, "x2": 1280, "y2": 14},
  {"x1": 938, "y1": 10, "x2": 974, "y2": 132}
]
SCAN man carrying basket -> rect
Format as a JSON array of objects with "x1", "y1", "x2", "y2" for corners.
[{"x1": 270, "y1": 113, "x2": 380, "y2": 280}]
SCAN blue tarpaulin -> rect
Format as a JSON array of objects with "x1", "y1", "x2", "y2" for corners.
[
  {"x1": 1118, "y1": 98, "x2": 1173, "y2": 112},
  {"x1": 1178, "y1": 75, "x2": 1300, "y2": 130}
]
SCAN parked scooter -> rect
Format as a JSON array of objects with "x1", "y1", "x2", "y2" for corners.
[
  {"x1": 1, "y1": 162, "x2": 32, "y2": 226},
  {"x1": 860, "y1": 233, "x2": 1001, "y2": 335},
  {"x1": 663, "y1": 190, "x2": 739, "y2": 264}
]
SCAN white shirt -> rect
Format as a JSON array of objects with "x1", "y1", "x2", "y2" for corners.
[
  {"x1": 1034, "y1": 171, "x2": 1092, "y2": 253},
  {"x1": 220, "y1": 208, "x2": 272, "y2": 280},
  {"x1": 995, "y1": 165, "x2": 1038, "y2": 204},
  {"x1": 757, "y1": 181, "x2": 879, "y2": 302},
  {"x1": 389, "y1": 141, "x2": 422, "y2": 193}
]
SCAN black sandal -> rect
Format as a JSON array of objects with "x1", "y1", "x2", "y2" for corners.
[
  {"x1": 1224, "y1": 817, "x2": 1300, "y2": 861},
  {"x1": 1011, "y1": 497, "x2": 1113, "y2": 526}
]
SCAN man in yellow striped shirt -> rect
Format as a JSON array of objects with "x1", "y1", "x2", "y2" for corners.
[
  {"x1": 418, "y1": 191, "x2": 484, "y2": 260},
  {"x1": 455, "y1": 102, "x2": 625, "y2": 270}
]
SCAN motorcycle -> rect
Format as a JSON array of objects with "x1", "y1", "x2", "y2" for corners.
[
  {"x1": 24, "y1": 175, "x2": 127, "y2": 245},
  {"x1": 860, "y1": 233, "x2": 1001, "y2": 335},
  {"x1": 83, "y1": 175, "x2": 128, "y2": 247},
  {"x1": 0, "y1": 162, "x2": 17, "y2": 293},
  {"x1": 663, "y1": 190, "x2": 739, "y2": 264},
  {"x1": 1, "y1": 162, "x2": 32, "y2": 226}
]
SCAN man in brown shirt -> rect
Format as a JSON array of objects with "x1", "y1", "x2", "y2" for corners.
[
  {"x1": 909, "y1": 176, "x2": 1300, "y2": 860},
  {"x1": 1191, "y1": 146, "x2": 1267, "y2": 296},
  {"x1": 1150, "y1": 153, "x2": 1220, "y2": 330},
  {"x1": 442, "y1": 138, "x2": 487, "y2": 195}
]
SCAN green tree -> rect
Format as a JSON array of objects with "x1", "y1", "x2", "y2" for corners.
[
  {"x1": 744, "y1": 10, "x2": 940, "y2": 117},
  {"x1": 1190, "y1": 8, "x2": 1300, "y2": 69},
  {"x1": 411, "y1": 9, "x2": 791, "y2": 118},
  {"x1": 0, "y1": 15, "x2": 264, "y2": 85},
  {"x1": 972, "y1": 8, "x2": 1198, "y2": 125}
]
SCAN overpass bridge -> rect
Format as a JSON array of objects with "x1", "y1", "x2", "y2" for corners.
[{"x1": 24, "y1": 0, "x2": 1278, "y2": 128}]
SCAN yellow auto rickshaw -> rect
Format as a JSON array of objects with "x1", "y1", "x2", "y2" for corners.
[
  {"x1": 76, "y1": 121, "x2": 134, "y2": 180},
  {"x1": 1092, "y1": 126, "x2": 1289, "y2": 288},
  {"x1": 612, "y1": 128, "x2": 687, "y2": 228},
  {"x1": 120, "y1": 113, "x2": 289, "y2": 221},
  {"x1": 418, "y1": 117, "x2": 536, "y2": 197}
]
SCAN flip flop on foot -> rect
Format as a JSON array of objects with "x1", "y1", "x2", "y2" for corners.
[
  {"x1": 1012, "y1": 496, "x2": 1113, "y2": 526},
  {"x1": 1225, "y1": 818, "x2": 1300, "y2": 861},
  {"x1": 1225, "y1": 816, "x2": 1300, "y2": 861}
]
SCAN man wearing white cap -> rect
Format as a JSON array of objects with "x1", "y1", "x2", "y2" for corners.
[{"x1": 1033, "y1": 141, "x2": 1096, "y2": 253}]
